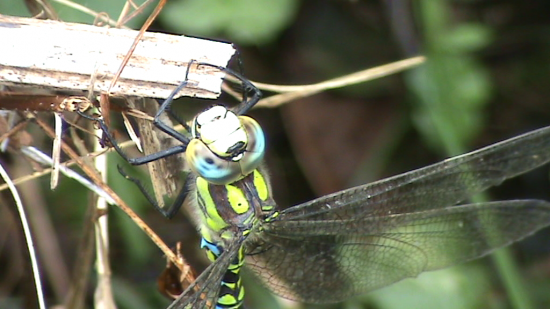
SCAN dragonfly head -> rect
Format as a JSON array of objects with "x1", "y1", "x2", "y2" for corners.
[{"x1": 187, "y1": 105, "x2": 265, "y2": 184}]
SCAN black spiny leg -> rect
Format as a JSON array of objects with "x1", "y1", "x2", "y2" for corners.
[
  {"x1": 76, "y1": 61, "x2": 198, "y2": 218},
  {"x1": 79, "y1": 60, "x2": 260, "y2": 167},
  {"x1": 93, "y1": 117, "x2": 189, "y2": 165},
  {"x1": 117, "y1": 165, "x2": 191, "y2": 219},
  {"x1": 193, "y1": 62, "x2": 262, "y2": 116},
  {"x1": 77, "y1": 111, "x2": 192, "y2": 218},
  {"x1": 157, "y1": 100, "x2": 192, "y2": 133},
  {"x1": 151, "y1": 60, "x2": 196, "y2": 145}
]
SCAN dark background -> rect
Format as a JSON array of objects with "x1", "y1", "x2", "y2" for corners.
[{"x1": 1, "y1": 1, "x2": 550, "y2": 308}]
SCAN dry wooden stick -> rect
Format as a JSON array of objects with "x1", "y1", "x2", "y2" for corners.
[{"x1": 0, "y1": 15, "x2": 236, "y2": 100}]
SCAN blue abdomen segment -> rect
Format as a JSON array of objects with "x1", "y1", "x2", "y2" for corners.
[{"x1": 201, "y1": 238, "x2": 245, "y2": 309}]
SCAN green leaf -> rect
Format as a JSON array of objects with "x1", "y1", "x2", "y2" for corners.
[
  {"x1": 161, "y1": 0, "x2": 299, "y2": 45},
  {"x1": 441, "y1": 23, "x2": 493, "y2": 53}
]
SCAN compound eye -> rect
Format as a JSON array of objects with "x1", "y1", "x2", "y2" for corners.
[
  {"x1": 186, "y1": 139, "x2": 242, "y2": 185},
  {"x1": 238, "y1": 116, "x2": 265, "y2": 175}
]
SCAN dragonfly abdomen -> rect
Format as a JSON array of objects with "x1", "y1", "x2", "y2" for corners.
[{"x1": 201, "y1": 238, "x2": 246, "y2": 309}]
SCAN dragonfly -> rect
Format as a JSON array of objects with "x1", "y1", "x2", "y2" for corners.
[{"x1": 91, "y1": 61, "x2": 550, "y2": 308}]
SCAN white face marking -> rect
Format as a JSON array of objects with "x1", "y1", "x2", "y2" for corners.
[{"x1": 195, "y1": 106, "x2": 248, "y2": 158}]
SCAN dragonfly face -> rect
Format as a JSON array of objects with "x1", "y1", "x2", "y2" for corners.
[{"x1": 186, "y1": 105, "x2": 265, "y2": 185}]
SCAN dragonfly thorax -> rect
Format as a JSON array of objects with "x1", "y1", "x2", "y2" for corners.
[{"x1": 186, "y1": 105, "x2": 266, "y2": 185}]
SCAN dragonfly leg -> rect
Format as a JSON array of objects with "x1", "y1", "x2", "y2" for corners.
[
  {"x1": 155, "y1": 98, "x2": 191, "y2": 132},
  {"x1": 116, "y1": 165, "x2": 190, "y2": 218},
  {"x1": 194, "y1": 61, "x2": 262, "y2": 116},
  {"x1": 151, "y1": 60, "x2": 196, "y2": 145},
  {"x1": 90, "y1": 116, "x2": 188, "y2": 165}
]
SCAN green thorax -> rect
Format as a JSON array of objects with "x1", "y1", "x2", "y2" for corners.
[{"x1": 194, "y1": 168, "x2": 276, "y2": 248}]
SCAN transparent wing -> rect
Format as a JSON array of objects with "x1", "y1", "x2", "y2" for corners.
[
  {"x1": 168, "y1": 235, "x2": 245, "y2": 309},
  {"x1": 245, "y1": 126, "x2": 550, "y2": 303},
  {"x1": 275, "y1": 126, "x2": 550, "y2": 224},
  {"x1": 247, "y1": 200, "x2": 550, "y2": 303}
]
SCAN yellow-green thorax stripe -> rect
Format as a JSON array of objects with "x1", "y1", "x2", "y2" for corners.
[{"x1": 195, "y1": 168, "x2": 275, "y2": 238}]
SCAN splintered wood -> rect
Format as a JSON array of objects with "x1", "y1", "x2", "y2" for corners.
[{"x1": 0, "y1": 15, "x2": 236, "y2": 100}]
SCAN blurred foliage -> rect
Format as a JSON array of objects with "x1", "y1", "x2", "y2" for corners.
[
  {"x1": 0, "y1": 0, "x2": 148, "y2": 28},
  {"x1": 409, "y1": 0, "x2": 493, "y2": 155},
  {"x1": 161, "y1": 0, "x2": 299, "y2": 45},
  {"x1": 1, "y1": 1, "x2": 550, "y2": 309}
]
